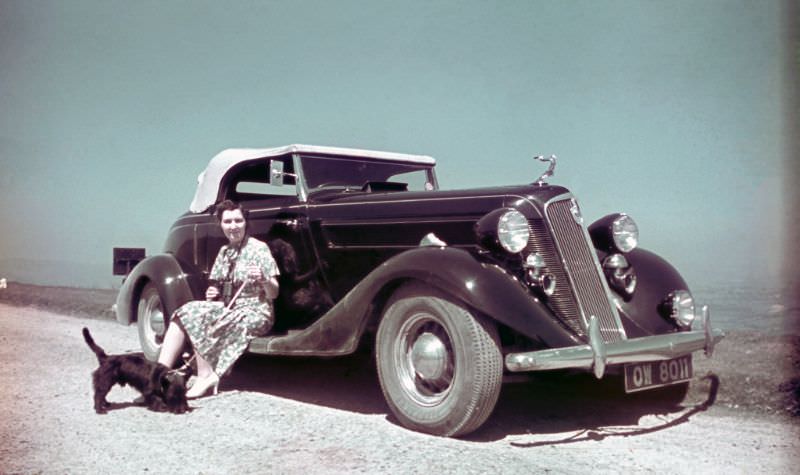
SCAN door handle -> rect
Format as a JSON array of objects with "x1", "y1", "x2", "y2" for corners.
[{"x1": 276, "y1": 218, "x2": 300, "y2": 229}]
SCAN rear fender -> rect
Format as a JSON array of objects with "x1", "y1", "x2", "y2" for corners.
[{"x1": 114, "y1": 254, "x2": 196, "y2": 325}]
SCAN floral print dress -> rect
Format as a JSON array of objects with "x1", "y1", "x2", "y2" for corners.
[{"x1": 171, "y1": 237, "x2": 279, "y2": 376}]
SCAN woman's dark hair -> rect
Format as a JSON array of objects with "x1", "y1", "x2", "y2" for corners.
[{"x1": 214, "y1": 200, "x2": 249, "y2": 222}]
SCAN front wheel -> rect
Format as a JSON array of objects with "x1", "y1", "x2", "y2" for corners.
[
  {"x1": 375, "y1": 284, "x2": 503, "y2": 437},
  {"x1": 137, "y1": 283, "x2": 166, "y2": 361}
]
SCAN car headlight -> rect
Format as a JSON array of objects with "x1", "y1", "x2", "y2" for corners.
[
  {"x1": 498, "y1": 210, "x2": 529, "y2": 253},
  {"x1": 665, "y1": 290, "x2": 695, "y2": 328},
  {"x1": 589, "y1": 213, "x2": 639, "y2": 253},
  {"x1": 475, "y1": 208, "x2": 530, "y2": 254},
  {"x1": 612, "y1": 214, "x2": 638, "y2": 253}
]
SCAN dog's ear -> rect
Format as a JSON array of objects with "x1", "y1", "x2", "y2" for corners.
[{"x1": 270, "y1": 239, "x2": 299, "y2": 274}]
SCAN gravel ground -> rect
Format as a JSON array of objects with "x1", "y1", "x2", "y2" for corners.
[{"x1": 1, "y1": 303, "x2": 798, "y2": 474}]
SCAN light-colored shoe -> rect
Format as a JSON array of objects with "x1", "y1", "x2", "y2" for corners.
[{"x1": 186, "y1": 372, "x2": 220, "y2": 399}]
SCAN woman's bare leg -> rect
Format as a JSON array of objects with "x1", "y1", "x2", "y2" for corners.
[
  {"x1": 195, "y1": 352, "x2": 215, "y2": 379},
  {"x1": 157, "y1": 322, "x2": 186, "y2": 368},
  {"x1": 186, "y1": 351, "x2": 219, "y2": 398}
]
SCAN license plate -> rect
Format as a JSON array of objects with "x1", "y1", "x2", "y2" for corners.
[{"x1": 624, "y1": 355, "x2": 692, "y2": 393}]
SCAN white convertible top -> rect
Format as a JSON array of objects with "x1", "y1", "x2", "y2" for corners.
[{"x1": 189, "y1": 144, "x2": 436, "y2": 213}]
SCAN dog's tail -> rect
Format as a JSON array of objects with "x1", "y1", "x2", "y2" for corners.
[{"x1": 82, "y1": 327, "x2": 107, "y2": 362}]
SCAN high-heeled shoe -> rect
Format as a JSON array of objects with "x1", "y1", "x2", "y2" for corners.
[{"x1": 186, "y1": 372, "x2": 220, "y2": 399}]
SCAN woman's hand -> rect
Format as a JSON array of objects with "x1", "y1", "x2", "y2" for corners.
[
  {"x1": 247, "y1": 264, "x2": 265, "y2": 282},
  {"x1": 247, "y1": 264, "x2": 279, "y2": 299},
  {"x1": 206, "y1": 285, "x2": 220, "y2": 301}
]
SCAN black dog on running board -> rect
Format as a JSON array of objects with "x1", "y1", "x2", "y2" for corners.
[{"x1": 82, "y1": 327, "x2": 190, "y2": 414}]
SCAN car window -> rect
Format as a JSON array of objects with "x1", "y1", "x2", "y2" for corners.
[
  {"x1": 224, "y1": 157, "x2": 298, "y2": 200},
  {"x1": 235, "y1": 181, "x2": 297, "y2": 196},
  {"x1": 389, "y1": 169, "x2": 432, "y2": 191},
  {"x1": 301, "y1": 155, "x2": 434, "y2": 192}
]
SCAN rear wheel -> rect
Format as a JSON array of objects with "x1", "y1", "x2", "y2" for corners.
[
  {"x1": 375, "y1": 284, "x2": 503, "y2": 437},
  {"x1": 137, "y1": 283, "x2": 166, "y2": 361}
]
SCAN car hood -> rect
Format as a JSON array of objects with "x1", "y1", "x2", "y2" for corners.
[
  {"x1": 307, "y1": 184, "x2": 572, "y2": 248},
  {"x1": 311, "y1": 183, "x2": 571, "y2": 212}
]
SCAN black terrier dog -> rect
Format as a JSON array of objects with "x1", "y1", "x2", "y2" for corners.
[
  {"x1": 82, "y1": 327, "x2": 189, "y2": 414},
  {"x1": 269, "y1": 238, "x2": 334, "y2": 331}
]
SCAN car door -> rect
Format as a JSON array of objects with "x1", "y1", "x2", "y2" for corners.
[{"x1": 216, "y1": 155, "x2": 334, "y2": 331}]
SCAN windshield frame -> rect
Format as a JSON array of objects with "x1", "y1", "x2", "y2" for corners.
[{"x1": 294, "y1": 153, "x2": 438, "y2": 201}]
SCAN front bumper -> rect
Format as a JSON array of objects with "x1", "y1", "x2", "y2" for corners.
[{"x1": 505, "y1": 305, "x2": 724, "y2": 378}]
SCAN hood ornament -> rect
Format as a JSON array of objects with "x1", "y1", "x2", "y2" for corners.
[{"x1": 533, "y1": 154, "x2": 557, "y2": 185}]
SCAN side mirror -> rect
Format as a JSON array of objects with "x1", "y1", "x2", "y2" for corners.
[{"x1": 270, "y1": 160, "x2": 285, "y2": 187}]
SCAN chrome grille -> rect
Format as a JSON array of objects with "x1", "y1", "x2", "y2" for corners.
[
  {"x1": 527, "y1": 219, "x2": 585, "y2": 337},
  {"x1": 529, "y1": 197, "x2": 625, "y2": 342}
]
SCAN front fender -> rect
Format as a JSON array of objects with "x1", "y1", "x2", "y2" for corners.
[
  {"x1": 616, "y1": 248, "x2": 690, "y2": 337},
  {"x1": 114, "y1": 254, "x2": 197, "y2": 325},
  {"x1": 384, "y1": 247, "x2": 582, "y2": 348},
  {"x1": 256, "y1": 246, "x2": 580, "y2": 355}
]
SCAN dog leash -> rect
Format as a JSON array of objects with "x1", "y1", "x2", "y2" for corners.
[
  {"x1": 208, "y1": 279, "x2": 252, "y2": 336},
  {"x1": 225, "y1": 279, "x2": 249, "y2": 311}
]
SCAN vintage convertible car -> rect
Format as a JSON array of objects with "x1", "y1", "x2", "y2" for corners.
[{"x1": 114, "y1": 144, "x2": 724, "y2": 437}]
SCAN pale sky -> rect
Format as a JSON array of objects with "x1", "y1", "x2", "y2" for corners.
[{"x1": 0, "y1": 0, "x2": 794, "y2": 289}]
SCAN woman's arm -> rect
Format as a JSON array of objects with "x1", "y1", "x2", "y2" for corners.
[
  {"x1": 261, "y1": 275, "x2": 279, "y2": 300},
  {"x1": 246, "y1": 265, "x2": 279, "y2": 300}
]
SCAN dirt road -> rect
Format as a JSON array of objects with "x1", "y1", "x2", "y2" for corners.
[{"x1": 1, "y1": 303, "x2": 797, "y2": 474}]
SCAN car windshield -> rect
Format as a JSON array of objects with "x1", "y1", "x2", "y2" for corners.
[{"x1": 300, "y1": 155, "x2": 435, "y2": 193}]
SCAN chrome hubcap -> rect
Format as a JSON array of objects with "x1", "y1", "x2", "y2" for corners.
[
  {"x1": 395, "y1": 312, "x2": 455, "y2": 405},
  {"x1": 143, "y1": 295, "x2": 165, "y2": 345},
  {"x1": 410, "y1": 332, "x2": 448, "y2": 381}
]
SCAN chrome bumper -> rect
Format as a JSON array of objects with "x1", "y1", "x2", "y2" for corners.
[{"x1": 505, "y1": 305, "x2": 724, "y2": 378}]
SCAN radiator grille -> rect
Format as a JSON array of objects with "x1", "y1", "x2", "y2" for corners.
[
  {"x1": 529, "y1": 197, "x2": 624, "y2": 342},
  {"x1": 527, "y1": 219, "x2": 585, "y2": 337}
]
